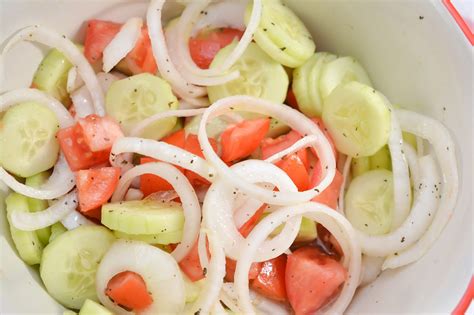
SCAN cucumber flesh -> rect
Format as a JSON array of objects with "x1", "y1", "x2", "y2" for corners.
[
  {"x1": 78, "y1": 299, "x2": 113, "y2": 315},
  {"x1": 184, "y1": 275, "x2": 204, "y2": 303},
  {"x1": 319, "y1": 56, "x2": 372, "y2": 100},
  {"x1": 49, "y1": 222, "x2": 68, "y2": 243},
  {"x1": 267, "y1": 118, "x2": 290, "y2": 138},
  {"x1": 32, "y1": 48, "x2": 73, "y2": 106},
  {"x1": 345, "y1": 169, "x2": 394, "y2": 235},
  {"x1": 351, "y1": 157, "x2": 371, "y2": 178},
  {"x1": 63, "y1": 311, "x2": 77, "y2": 315},
  {"x1": 5, "y1": 193, "x2": 44, "y2": 265},
  {"x1": 101, "y1": 200, "x2": 185, "y2": 235},
  {"x1": 113, "y1": 229, "x2": 183, "y2": 245},
  {"x1": 268, "y1": 215, "x2": 317, "y2": 242},
  {"x1": 0, "y1": 102, "x2": 60, "y2": 177},
  {"x1": 370, "y1": 145, "x2": 392, "y2": 170},
  {"x1": 40, "y1": 225, "x2": 115, "y2": 309},
  {"x1": 322, "y1": 82, "x2": 391, "y2": 158},
  {"x1": 246, "y1": 0, "x2": 315, "y2": 67},
  {"x1": 26, "y1": 171, "x2": 52, "y2": 245},
  {"x1": 185, "y1": 114, "x2": 229, "y2": 139},
  {"x1": 208, "y1": 42, "x2": 289, "y2": 104},
  {"x1": 105, "y1": 73, "x2": 178, "y2": 139}
]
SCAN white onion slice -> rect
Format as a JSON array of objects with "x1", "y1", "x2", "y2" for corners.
[
  {"x1": 197, "y1": 229, "x2": 210, "y2": 269},
  {"x1": 11, "y1": 191, "x2": 77, "y2": 231},
  {"x1": 403, "y1": 143, "x2": 420, "y2": 189},
  {"x1": 198, "y1": 95, "x2": 336, "y2": 206},
  {"x1": 233, "y1": 197, "x2": 264, "y2": 229},
  {"x1": 110, "y1": 137, "x2": 215, "y2": 182},
  {"x1": 356, "y1": 154, "x2": 439, "y2": 257},
  {"x1": 203, "y1": 160, "x2": 300, "y2": 262},
  {"x1": 176, "y1": 0, "x2": 262, "y2": 80},
  {"x1": 1, "y1": 25, "x2": 105, "y2": 115},
  {"x1": 338, "y1": 156, "x2": 352, "y2": 214},
  {"x1": 387, "y1": 107, "x2": 411, "y2": 229},
  {"x1": 382, "y1": 109, "x2": 459, "y2": 269},
  {"x1": 111, "y1": 162, "x2": 201, "y2": 262},
  {"x1": 66, "y1": 66, "x2": 83, "y2": 93},
  {"x1": 144, "y1": 190, "x2": 177, "y2": 203},
  {"x1": 0, "y1": 153, "x2": 75, "y2": 200},
  {"x1": 146, "y1": 0, "x2": 206, "y2": 99},
  {"x1": 130, "y1": 108, "x2": 206, "y2": 137},
  {"x1": 96, "y1": 240, "x2": 185, "y2": 315},
  {"x1": 178, "y1": 97, "x2": 211, "y2": 109},
  {"x1": 124, "y1": 188, "x2": 144, "y2": 201},
  {"x1": 0, "y1": 88, "x2": 74, "y2": 127},
  {"x1": 416, "y1": 136, "x2": 425, "y2": 157},
  {"x1": 60, "y1": 209, "x2": 94, "y2": 230},
  {"x1": 359, "y1": 255, "x2": 384, "y2": 286},
  {"x1": 234, "y1": 202, "x2": 361, "y2": 315},
  {"x1": 192, "y1": 0, "x2": 247, "y2": 36},
  {"x1": 102, "y1": 17, "x2": 142, "y2": 73}
]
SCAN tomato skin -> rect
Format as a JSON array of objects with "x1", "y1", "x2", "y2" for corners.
[
  {"x1": 77, "y1": 114, "x2": 123, "y2": 152},
  {"x1": 261, "y1": 130, "x2": 303, "y2": 160},
  {"x1": 57, "y1": 124, "x2": 110, "y2": 171},
  {"x1": 84, "y1": 20, "x2": 121, "y2": 63},
  {"x1": 221, "y1": 118, "x2": 271, "y2": 163},
  {"x1": 285, "y1": 247, "x2": 347, "y2": 315},
  {"x1": 178, "y1": 240, "x2": 207, "y2": 282},
  {"x1": 75, "y1": 167, "x2": 121, "y2": 212},
  {"x1": 286, "y1": 89, "x2": 299, "y2": 109},
  {"x1": 238, "y1": 204, "x2": 266, "y2": 238},
  {"x1": 310, "y1": 162, "x2": 343, "y2": 210},
  {"x1": 251, "y1": 255, "x2": 288, "y2": 302},
  {"x1": 125, "y1": 27, "x2": 157, "y2": 74},
  {"x1": 225, "y1": 258, "x2": 262, "y2": 282},
  {"x1": 276, "y1": 153, "x2": 310, "y2": 191},
  {"x1": 105, "y1": 271, "x2": 153, "y2": 311},
  {"x1": 189, "y1": 28, "x2": 244, "y2": 69}
]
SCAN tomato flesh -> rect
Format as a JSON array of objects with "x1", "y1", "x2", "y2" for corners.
[
  {"x1": 105, "y1": 271, "x2": 153, "y2": 311},
  {"x1": 76, "y1": 167, "x2": 121, "y2": 213},
  {"x1": 77, "y1": 114, "x2": 123, "y2": 152},
  {"x1": 251, "y1": 255, "x2": 288, "y2": 302}
]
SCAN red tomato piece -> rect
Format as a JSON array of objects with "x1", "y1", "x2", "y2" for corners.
[
  {"x1": 57, "y1": 125, "x2": 110, "y2": 171},
  {"x1": 105, "y1": 271, "x2": 153, "y2": 311},
  {"x1": 311, "y1": 117, "x2": 337, "y2": 160},
  {"x1": 76, "y1": 167, "x2": 121, "y2": 212},
  {"x1": 183, "y1": 134, "x2": 218, "y2": 186},
  {"x1": 286, "y1": 247, "x2": 347, "y2": 315},
  {"x1": 261, "y1": 130, "x2": 302, "y2": 160},
  {"x1": 221, "y1": 118, "x2": 270, "y2": 163},
  {"x1": 238, "y1": 204, "x2": 266, "y2": 238},
  {"x1": 140, "y1": 157, "x2": 175, "y2": 196},
  {"x1": 178, "y1": 240, "x2": 208, "y2": 282},
  {"x1": 84, "y1": 20, "x2": 121, "y2": 64},
  {"x1": 276, "y1": 153, "x2": 310, "y2": 191},
  {"x1": 310, "y1": 162, "x2": 343, "y2": 210},
  {"x1": 163, "y1": 129, "x2": 186, "y2": 148},
  {"x1": 251, "y1": 255, "x2": 288, "y2": 302},
  {"x1": 225, "y1": 258, "x2": 262, "y2": 282},
  {"x1": 189, "y1": 28, "x2": 244, "y2": 69},
  {"x1": 125, "y1": 27, "x2": 157, "y2": 74},
  {"x1": 285, "y1": 89, "x2": 299, "y2": 109},
  {"x1": 77, "y1": 114, "x2": 123, "y2": 152}
]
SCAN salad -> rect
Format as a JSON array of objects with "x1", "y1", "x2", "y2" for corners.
[{"x1": 0, "y1": 0, "x2": 459, "y2": 314}]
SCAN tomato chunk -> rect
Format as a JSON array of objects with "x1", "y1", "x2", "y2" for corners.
[
  {"x1": 276, "y1": 153, "x2": 310, "y2": 191},
  {"x1": 183, "y1": 134, "x2": 218, "y2": 186},
  {"x1": 221, "y1": 118, "x2": 270, "y2": 163},
  {"x1": 225, "y1": 258, "x2": 262, "y2": 282},
  {"x1": 57, "y1": 124, "x2": 110, "y2": 171},
  {"x1": 77, "y1": 114, "x2": 123, "y2": 152},
  {"x1": 310, "y1": 162, "x2": 343, "y2": 210},
  {"x1": 285, "y1": 89, "x2": 299, "y2": 109},
  {"x1": 238, "y1": 204, "x2": 266, "y2": 238},
  {"x1": 261, "y1": 130, "x2": 303, "y2": 160},
  {"x1": 286, "y1": 247, "x2": 347, "y2": 315},
  {"x1": 251, "y1": 255, "x2": 288, "y2": 302},
  {"x1": 105, "y1": 271, "x2": 153, "y2": 311},
  {"x1": 178, "y1": 240, "x2": 207, "y2": 282},
  {"x1": 125, "y1": 27, "x2": 157, "y2": 74},
  {"x1": 76, "y1": 167, "x2": 121, "y2": 212},
  {"x1": 189, "y1": 28, "x2": 244, "y2": 69}
]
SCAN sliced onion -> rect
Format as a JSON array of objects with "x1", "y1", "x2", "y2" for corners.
[
  {"x1": 175, "y1": 0, "x2": 262, "y2": 81},
  {"x1": 124, "y1": 188, "x2": 144, "y2": 201},
  {"x1": 60, "y1": 209, "x2": 94, "y2": 230},
  {"x1": 0, "y1": 88, "x2": 74, "y2": 127},
  {"x1": 110, "y1": 137, "x2": 215, "y2": 182},
  {"x1": 178, "y1": 97, "x2": 211, "y2": 109},
  {"x1": 382, "y1": 109, "x2": 459, "y2": 269},
  {"x1": 111, "y1": 162, "x2": 201, "y2": 262},
  {"x1": 1, "y1": 25, "x2": 105, "y2": 115},
  {"x1": 146, "y1": 0, "x2": 206, "y2": 99},
  {"x1": 338, "y1": 156, "x2": 352, "y2": 214},
  {"x1": 359, "y1": 255, "x2": 384, "y2": 286},
  {"x1": 198, "y1": 96, "x2": 336, "y2": 205},
  {"x1": 11, "y1": 191, "x2": 77, "y2": 231},
  {"x1": 387, "y1": 107, "x2": 411, "y2": 229},
  {"x1": 144, "y1": 190, "x2": 177, "y2": 203},
  {"x1": 96, "y1": 240, "x2": 185, "y2": 315},
  {"x1": 102, "y1": 17, "x2": 142, "y2": 73},
  {"x1": 0, "y1": 153, "x2": 75, "y2": 200},
  {"x1": 192, "y1": 0, "x2": 247, "y2": 36},
  {"x1": 416, "y1": 136, "x2": 425, "y2": 157},
  {"x1": 233, "y1": 197, "x2": 264, "y2": 229},
  {"x1": 203, "y1": 159, "x2": 300, "y2": 262},
  {"x1": 130, "y1": 108, "x2": 206, "y2": 137},
  {"x1": 403, "y1": 143, "x2": 420, "y2": 188},
  {"x1": 234, "y1": 202, "x2": 361, "y2": 314},
  {"x1": 356, "y1": 154, "x2": 439, "y2": 257},
  {"x1": 66, "y1": 66, "x2": 83, "y2": 93},
  {"x1": 197, "y1": 229, "x2": 210, "y2": 269}
]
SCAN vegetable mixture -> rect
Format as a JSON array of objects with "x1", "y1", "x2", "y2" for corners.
[{"x1": 0, "y1": 0, "x2": 459, "y2": 314}]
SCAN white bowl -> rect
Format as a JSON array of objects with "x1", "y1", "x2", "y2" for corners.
[{"x1": 1, "y1": 0, "x2": 472, "y2": 313}]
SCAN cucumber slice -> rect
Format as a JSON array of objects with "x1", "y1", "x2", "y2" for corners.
[
  {"x1": 63, "y1": 311, "x2": 77, "y2": 315},
  {"x1": 26, "y1": 171, "x2": 52, "y2": 245},
  {"x1": 32, "y1": 48, "x2": 73, "y2": 106},
  {"x1": 245, "y1": 0, "x2": 315, "y2": 67},
  {"x1": 322, "y1": 82, "x2": 391, "y2": 158},
  {"x1": 113, "y1": 229, "x2": 183, "y2": 245},
  {"x1": 267, "y1": 118, "x2": 290, "y2": 138},
  {"x1": 292, "y1": 52, "x2": 337, "y2": 117},
  {"x1": 207, "y1": 42, "x2": 289, "y2": 104},
  {"x1": 40, "y1": 225, "x2": 115, "y2": 309},
  {"x1": 0, "y1": 102, "x2": 60, "y2": 177},
  {"x1": 370, "y1": 145, "x2": 392, "y2": 170},
  {"x1": 105, "y1": 73, "x2": 178, "y2": 139},
  {"x1": 5, "y1": 193, "x2": 43, "y2": 265},
  {"x1": 345, "y1": 169, "x2": 393, "y2": 235},
  {"x1": 185, "y1": 114, "x2": 229, "y2": 139},
  {"x1": 79, "y1": 299, "x2": 112, "y2": 315},
  {"x1": 101, "y1": 200, "x2": 185, "y2": 235},
  {"x1": 49, "y1": 222, "x2": 67, "y2": 243},
  {"x1": 319, "y1": 56, "x2": 372, "y2": 100},
  {"x1": 264, "y1": 214, "x2": 317, "y2": 242},
  {"x1": 351, "y1": 157, "x2": 370, "y2": 178},
  {"x1": 184, "y1": 276, "x2": 204, "y2": 303}
]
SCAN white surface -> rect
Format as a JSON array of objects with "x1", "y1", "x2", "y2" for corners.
[{"x1": 0, "y1": 0, "x2": 472, "y2": 314}]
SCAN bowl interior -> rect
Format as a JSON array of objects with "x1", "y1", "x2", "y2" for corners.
[{"x1": 0, "y1": 0, "x2": 472, "y2": 313}]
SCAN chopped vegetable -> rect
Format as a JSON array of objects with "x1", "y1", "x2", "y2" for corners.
[
  {"x1": 105, "y1": 271, "x2": 153, "y2": 311},
  {"x1": 77, "y1": 115, "x2": 123, "y2": 152},
  {"x1": 76, "y1": 167, "x2": 121, "y2": 213},
  {"x1": 251, "y1": 255, "x2": 288, "y2": 302}
]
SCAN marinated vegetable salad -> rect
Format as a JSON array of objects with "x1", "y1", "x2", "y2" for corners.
[{"x1": 0, "y1": 0, "x2": 459, "y2": 314}]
